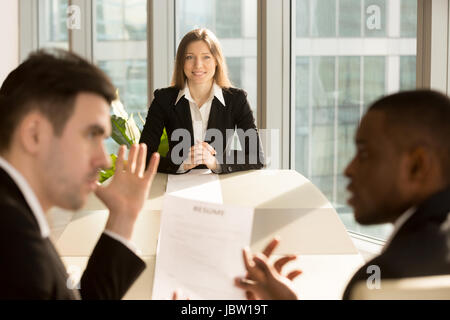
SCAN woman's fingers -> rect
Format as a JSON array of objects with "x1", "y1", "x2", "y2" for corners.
[
  {"x1": 185, "y1": 142, "x2": 217, "y2": 167},
  {"x1": 185, "y1": 146, "x2": 195, "y2": 165},
  {"x1": 193, "y1": 142, "x2": 216, "y2": 155},
  {"x1": 201, "y1": 142, "x2": 216, "y2": 155}
]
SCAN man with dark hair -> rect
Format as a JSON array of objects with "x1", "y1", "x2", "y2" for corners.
[
  {"x1": 0, "y1": 49, "x2": 160, "y2": 299},
  {"x1": 235, "y1": 90, "x2": 450, "y2": 300}
]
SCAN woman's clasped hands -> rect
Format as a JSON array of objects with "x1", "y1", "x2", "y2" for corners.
[{"x1": 183, "y1": 140, "x2": 219, "y2": 171}]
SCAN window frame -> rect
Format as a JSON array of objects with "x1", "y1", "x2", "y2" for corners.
[
  {"x1": 417, "y1": 0, "x2": 449, "y2": 92},
  {"x1": 258, "y1": 0, "x2": 292, "y2": 170},
  {"x1": 19, "y1": 0, "x2": 39, "y2": 62},
  {"x1": 148, "y1": 0, "x2": 175, "y2": 101}
]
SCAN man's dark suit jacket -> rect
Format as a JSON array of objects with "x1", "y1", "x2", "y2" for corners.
[
  {"x1": 0, "y1": 168, "x2": 146, "y2": 299},
  {"x1": 139, "y1": 87, "x2": 265, "y2": 174},
  {"x1": 343, "y1": 187, "x2": 450, "y2": 299}
]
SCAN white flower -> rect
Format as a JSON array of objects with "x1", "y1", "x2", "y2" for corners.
[
  {"x1": 111, "y1": 98, "x2": 129, "y2": 120},
  {"x1": 126, "y1": 114, "x2": 141, "y2": 143}
]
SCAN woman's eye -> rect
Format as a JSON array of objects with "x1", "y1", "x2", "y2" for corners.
[{"x1": 186, "y1": 56, "x2": 193, "y2": 60}]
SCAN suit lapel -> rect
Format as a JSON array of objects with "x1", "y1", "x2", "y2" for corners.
[
  {"x1": 385, "y1": 187, "x2": 450, "y2": 254},
  {"x1": 173, "y1": 88, "x2": 226, "y2": 146},
  {"x1": 403, "y1": 188, "x2": 450, "y2": 230},
  {"x1": 174, "y1": 98, "x2": 194, "y2": 146},
  {"x1": 204, "y1": 98, "x2": 224, "y2": 145},
  {"x1": 45, "y1": 238, "x2": 79, "y2": 299},
  {"x1": 207, "y1": 95, "x2": 227, "y2": 128}
]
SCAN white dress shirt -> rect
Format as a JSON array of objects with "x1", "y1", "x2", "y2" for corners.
[
  {"x1": 0, "y1": 156, "x2": 139, "y2": 255},
  {"x1": 176, "y1": 82, "x2": 225, "y2": 174}
]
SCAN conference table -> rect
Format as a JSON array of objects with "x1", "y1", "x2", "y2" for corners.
[{"x1": 49, "y1": 169, "x2": 365, "y2": 300}]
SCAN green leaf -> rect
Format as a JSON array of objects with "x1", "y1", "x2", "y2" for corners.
[
  {"x1": 99, "y1": 154, "x2": 117, "y2": 183},
  {"x1": 157, "y1": 127, "x2": 169, "y2": 157},
  {"x1": 111, "y1": 115, "x2": 133, "y2": 148}
]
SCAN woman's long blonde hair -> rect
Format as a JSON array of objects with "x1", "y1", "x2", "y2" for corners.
[{"x1": 171, "y1": 28, "x2": 232, "y2": 89}]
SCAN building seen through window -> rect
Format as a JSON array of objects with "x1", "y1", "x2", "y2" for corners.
[
  {"x1": 94, "y1": 0, "x2": 148, "y2": 153},
  {"x1": 94, "y1": 0, "x2": 148, "y2": 118},
  {"x1": 38, "y1": 0, "x2": 69, "y2": 49},
  {"x1": 294, "y1": 0, "x2": 417, "y2": 239}
]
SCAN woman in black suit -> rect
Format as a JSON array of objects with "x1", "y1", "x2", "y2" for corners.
[{"x1": 140, "y1": 28, "x2": 264, "y2": 174}]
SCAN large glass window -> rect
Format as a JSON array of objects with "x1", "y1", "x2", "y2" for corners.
[
  {"x1": 30, "y1": 0, "x2": 423, "y2": 243},
  {"x1": 175, "y1": 0, "x2": 257, "y2": 114},
  {"x1": 34, "y1": 0, "x2": 148, "y2": 155},
  {"x1": 294, "y1": 0, "x2": 418, "y2": 240},
  {"x1": 339, "y1": 0, "x2": 362, "y2": 37},
  {"x1": 38, "y1": 0, "x2": 69, "y2": 49},
  {"x1": 93, "y1": 0, "x2": 148, "y2": 153},
  {"x1": 94, "y1": 0, "x2": 147, "y2": 116}
]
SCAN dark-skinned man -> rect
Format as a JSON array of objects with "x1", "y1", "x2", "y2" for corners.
[{"x1": 236, "y1": 90, "x2": 450, "y2": 300}]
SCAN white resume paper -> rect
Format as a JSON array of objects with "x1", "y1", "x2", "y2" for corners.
[{"x1": 152, "y1": 194, "x2": 254, "y2": 300}]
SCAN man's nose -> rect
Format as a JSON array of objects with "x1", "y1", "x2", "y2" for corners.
[
  {"x1": 344, "y1": 157, "x2": 355, "y2": 178},
  {"x1": 96, "y1": 144, "x2": 111, "y2": 170}
]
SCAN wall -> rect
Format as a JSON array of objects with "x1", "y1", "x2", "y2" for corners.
[{"x1": 0, "y1": 0, "x2": 19, "y2": 85}]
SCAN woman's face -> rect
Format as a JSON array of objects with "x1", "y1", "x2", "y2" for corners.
[{"x1": 183, "y1": 40, "x2": 217, "y2": 86}]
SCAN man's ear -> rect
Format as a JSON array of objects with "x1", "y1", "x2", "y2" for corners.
[
  {"x1": 407, "y1": 146, "x2": 432, "y2": 183},
  {"x1": 18, "y1": 112, "x2": 53, "y2": 155}
]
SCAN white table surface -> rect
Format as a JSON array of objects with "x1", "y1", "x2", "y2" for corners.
[{"x1": 49, "y1": 169, "x2": 364, "y2": 300}]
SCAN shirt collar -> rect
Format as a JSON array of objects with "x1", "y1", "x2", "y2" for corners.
[
  {"x1": 175, "y1": 82, "x2": 225, "y2": 107},
  {"x1": 0, "y1": 156, "x2": 50, "y2": 238}
]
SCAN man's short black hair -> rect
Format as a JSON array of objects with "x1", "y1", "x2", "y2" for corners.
[
  {"x1": 0, "y1": 49, "x2": 116, "y2": 153},
  {"x1": 368, "y1": 89, "x2": 450, "y2": 182}
]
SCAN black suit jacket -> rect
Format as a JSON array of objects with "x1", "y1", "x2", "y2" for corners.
[
  {"x1": 0, "y1": 168, "x2": 146, "y2": 300},
  {"x1": 139, "y1": 86, "x2": 265, "y2": 174},
  {"x1": 343, "y1": 187, "x2": 450, "y2": 299}
]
